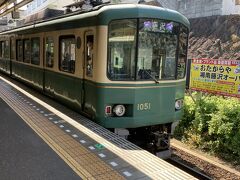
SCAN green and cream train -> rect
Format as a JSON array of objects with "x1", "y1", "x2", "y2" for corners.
[{"x1": 0, "y1": 4, "x2": 189, "y2": 153}]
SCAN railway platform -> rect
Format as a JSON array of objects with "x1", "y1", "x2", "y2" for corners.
[
  {"x1": 0, "y1": 75, "x2": 196, "y2": 180},
  {"x1": 0, "y1": 98, "x2": 80, "y2": 180}
]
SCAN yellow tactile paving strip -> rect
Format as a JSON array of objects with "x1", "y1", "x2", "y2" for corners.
[{"x1": 0, "y1": 85, "x2": 124, "y2": 179}]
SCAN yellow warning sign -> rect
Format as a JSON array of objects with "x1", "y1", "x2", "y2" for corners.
[{"x1": 190, "y1": 58, "x2": 240, "y2": 98}]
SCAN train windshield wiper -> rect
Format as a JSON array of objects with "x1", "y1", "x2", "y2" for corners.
[{"x1": 142, "y1": 69, "x2": 159, "y2": 84}]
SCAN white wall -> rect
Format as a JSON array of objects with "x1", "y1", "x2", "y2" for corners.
[
  {"x1": 235, "y1": 5, "x2": 240, "y2": 14},
  {"x1": 158, "y1": 0, "x2": 177, "y2": 9},
  {"x1": 222, "y1": 0, "x2": 235, "y2": 15},
  {"x1": 176, "y1": 0, "x2": 223, "y2": 18},
  {"x1": 117, "y1": 0, "x2": 177, "y2": 9}
]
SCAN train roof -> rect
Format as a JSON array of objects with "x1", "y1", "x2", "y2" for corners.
[{"x1": 0, "y1": 4, "x2": 190, "y2": 35}]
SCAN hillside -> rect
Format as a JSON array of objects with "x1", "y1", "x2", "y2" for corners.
[{"x1": 188, "y1": 15, "x2": 240, "y2": 60}]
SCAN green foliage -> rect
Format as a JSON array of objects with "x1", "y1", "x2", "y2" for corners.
[
  {"x1": 174, "y1": 95, "x2": 196, "y2": 138},
  {"x1": 174, "y1": 93, "x2": 240, "y2": 163}
]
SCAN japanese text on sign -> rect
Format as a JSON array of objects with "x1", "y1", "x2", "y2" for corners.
[{"x1": 190, "y1": 58, "x2": 240, "y2": 98}]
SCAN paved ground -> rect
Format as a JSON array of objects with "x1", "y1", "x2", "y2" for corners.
[{"x1": 0, "y1": 98, "x2": 80, "y2": 180}]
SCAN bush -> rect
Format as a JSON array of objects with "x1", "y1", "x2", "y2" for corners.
[
  {"x1": 174, "y1": 95, "x2": 196, "y2": 138},
  {"x1": 174, "y1": 93, "x2": 240, "y2": 163}
]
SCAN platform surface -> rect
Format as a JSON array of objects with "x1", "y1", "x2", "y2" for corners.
[
  {"x1": 0, "y1": 75, "x2": 197, "y2": 180},
  {"x1": 0, "y1": 98, "x2": 80, "y2": 180}
]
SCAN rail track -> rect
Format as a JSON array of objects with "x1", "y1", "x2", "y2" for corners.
[{"x1": 166, "y1": 157, "x2": 212, "y2": 180}]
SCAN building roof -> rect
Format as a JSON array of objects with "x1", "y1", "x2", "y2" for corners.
[{"x1": 0, "y1": 0, "x2": 33, "y2": 17}]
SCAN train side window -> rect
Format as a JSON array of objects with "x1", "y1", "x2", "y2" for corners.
[
  {"x1": 86, "y1": 35, "x2": 93, "y2": 77},
  {"x1": 3, "y1": 40, "x2": 10, "y2": 59},
  {"x1": 177, "y1": 25, "x2": 188, "y2": 79},
  {"x1": 45, "y1": 37, "x2": 54, "y2": 68},
  {"x1": 0, "y1": 41, "x2": 4, "y2": 58},
  {"x1": 59, "y1": 36, "x2": 75, "y2": 73},
  {"x1": 31, "y1": 37, "x2": 40, "y2": 65},
  {"x1": 10, "y1": 38, "x2": 15, "y2": 60},
  {"x1": 16, "y1": 40, "x2": 23, "y2": 62},
  {"x1": 23, "y1": 39, "x2": 31, "y2": 63}
]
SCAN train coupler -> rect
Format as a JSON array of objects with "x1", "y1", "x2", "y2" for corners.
[{"x1": 147, "y1": 132, "x2": 171, "y2": 158}]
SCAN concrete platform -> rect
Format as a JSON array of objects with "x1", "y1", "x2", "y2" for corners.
[{"x1": 0, "y1": 98, "x2": 80, "y2": 180}]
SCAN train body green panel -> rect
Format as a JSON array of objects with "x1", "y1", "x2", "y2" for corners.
[
  {"x1": 44, "y1": 70, "x2": 82, "y2": 112},
  {"x1": 82, "y1": 80, "x2": 98, "y2": 119},
  {"x1": 11, "y1": 62, "x2": 43, "y2": 90},
  {"x1": 0, "y1": 59, "x2": 11, "y2": 75},
  {"x1": 94, "y1": 82, "x2": 185, "y2": 128}
]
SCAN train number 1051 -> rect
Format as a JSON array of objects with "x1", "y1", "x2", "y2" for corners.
[{"x1": 137, "y1": 103, "x2": 151, "y2": 111}]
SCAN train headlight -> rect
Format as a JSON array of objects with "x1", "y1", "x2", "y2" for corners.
[
  {"x1": 175, "y1": 99, "x2": 183, "y2": 110},
  {"x1": 113, "y1": 105, "x2": 126, "y2": 117}
]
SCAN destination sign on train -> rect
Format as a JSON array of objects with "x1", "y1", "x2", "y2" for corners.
[
  {"x1": 142, "y1": 21, "x2": 174, "y2": 33},
  {"x1": 190, "y1": 58, "x2": 240, "y2": 98}
]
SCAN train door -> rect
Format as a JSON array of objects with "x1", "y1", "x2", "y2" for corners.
[
  {"x1": 10, "y1": 37, "x2": 14, "y2": 75},
  {"x1": 82, "y1": 32, "x2": 94, "y2": 115},
  {"x1": 42, "y1": 37, "x2": 46, "y2": 92},
  {"x1": 43, "y1": 36, "x2": 55, "y2": 95}
]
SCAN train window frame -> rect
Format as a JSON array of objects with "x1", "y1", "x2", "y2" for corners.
[
  {"x1": 59, "y1": 35, "x2": 76, "y2": 74},
  {"x1": 45, "y1": 37, "x2": 54, "y2": 68},
  {"x1": 31, "y1": 37, "x2": 40, "y2": 65},
  {"x1": 107, "y1": 18, "x2": 188, "y2": 82},
  {"x1": 16, "y1": 39, "x2": 23, "y2": 62},
  {"x1": 23, "y1": 39, "x2": 31, "y2": 63}
]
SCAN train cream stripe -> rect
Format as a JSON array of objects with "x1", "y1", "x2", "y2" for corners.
[
  {"x1": 96, "y1": 79, "x2": 186, "y2": 89},
  {"x1": 96, "y1": 79, "x2": 186, "y2": 85},
  {"x1": 0, "y1": 76, "x2": 195, "y2": 179},
  {"x1": 96, "y1": 84, "x2": 182, "y2": 89}
]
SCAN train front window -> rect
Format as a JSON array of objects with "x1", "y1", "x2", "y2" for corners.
[
  {"x1": 107, "y1": 19, "x2": 188, "y2": 81},
  {"x1": 137, "y1": 19, "x2": 179, "y2": 80},
  {"x1": 108, "y1": 19, "x2": 137, "y2": 80}
]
